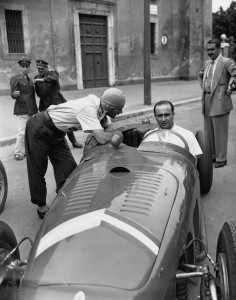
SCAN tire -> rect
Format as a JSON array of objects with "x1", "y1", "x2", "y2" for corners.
[
  {"x1": 0, "y1": 221, "x2": 19, "y2": 260},
  {"x1": 216, "y1": 221, "x2": 236, "y2": 300},
  {"x1": 0, "y1": 160, "x2": 8, "y2": 214},
  {"x1": 195, "y1": 130, "x2": 213, "y2": 194},
  {"x1": 0, "y1": 221, "x2": 20, "y2": 300}
]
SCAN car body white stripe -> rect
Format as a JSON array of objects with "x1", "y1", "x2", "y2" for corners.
[
  {"x1": 36, "y1": 209, "x2": 105, "y2": 257},
  {"x1": 35, "y1": 209, "x2": 159, "y2": 258},
  {"x1": 103, "y1": 214, "x2": 159, "y2": 255}
]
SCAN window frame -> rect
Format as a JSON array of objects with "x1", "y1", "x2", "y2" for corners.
[
  {"x1": 0, "y1": 3, "x2": 31, "y2": 59},
  {"x1": 150, "y1": 2, "x2": 159, "y2": 57}
]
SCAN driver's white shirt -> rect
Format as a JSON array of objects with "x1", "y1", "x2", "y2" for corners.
[{"x1": 143, "y1": 124, "x2": 203, "y2": 157}]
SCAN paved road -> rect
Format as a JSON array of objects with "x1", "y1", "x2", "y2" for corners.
[
  {"x1": 0, "y1": 80, "x2": 201, "y2": 143},
  {"x1": 0, "y1": 100, "x2": 236, "y2": 299}
]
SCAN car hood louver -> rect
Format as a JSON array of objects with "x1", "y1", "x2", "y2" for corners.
[{"x1": 45, "y1": 164, "x2": 179, "y2": 242}]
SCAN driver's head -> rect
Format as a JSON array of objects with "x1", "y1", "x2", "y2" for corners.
[
  {"x1": 154, "y1": 100, "x2": 175, "y2": 129},
  {"x1": 101, "y1": 88, "x2": 126, "y2": 118}
]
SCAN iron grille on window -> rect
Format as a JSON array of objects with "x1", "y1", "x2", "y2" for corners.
[{"x1": 5, "y1": 9, "x2": 25, "y2": 53}]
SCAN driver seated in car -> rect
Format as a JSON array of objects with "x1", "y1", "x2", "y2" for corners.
[{"x1": 143, "y1": 100, "x2": 203, "y2": 160}]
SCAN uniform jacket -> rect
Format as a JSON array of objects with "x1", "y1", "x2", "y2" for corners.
[
  {"x1": 34, "y1": 70, "x2": 66, "y2": 111},
  {"x1": 10, "y1": 73, "x2": 38, "y2": 116},
  {"x1": 198, "y1": 55, "x2": 236, "y2": 116}
]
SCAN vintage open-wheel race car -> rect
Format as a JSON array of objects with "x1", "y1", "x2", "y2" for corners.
[
  {"x1": 0, "y1": 125, "x2": 235, "y2": 299},
  {"x1": 0, "y1": 159, "x2": 8, "y2": 214}
]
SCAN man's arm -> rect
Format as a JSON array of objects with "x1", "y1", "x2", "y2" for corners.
[
  {"x1": 92, "y1": 129, "x2": 115, "y2": 145},
  {"x1": 34, "y1": 71, "x2": 59, "y2": 83},
  {"x1": 226, "y1": 58, "x2": 236, "y2": 95},
  {"x1": 198, "y1": 67, "x2": 204, "y2": 90},
  {"x1": 10, "y1": 76, "x2": 20, "y2": 99}
]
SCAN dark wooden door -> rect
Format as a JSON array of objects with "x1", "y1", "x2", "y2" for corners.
[{"x1": 80, "y1": 14, "x2": 108, "y2": 88}]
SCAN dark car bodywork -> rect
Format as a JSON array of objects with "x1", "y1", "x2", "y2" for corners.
[
  {"x1": 15, "y1": 128, "x2": 208, "y2": 300},
  {"x1": 5, "y1": 126, "x2": 231, "y2": 300}
]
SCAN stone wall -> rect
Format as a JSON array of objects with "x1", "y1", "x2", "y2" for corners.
[{"x1": 0, "y1": 0, "x2": 212, "y2": 94}]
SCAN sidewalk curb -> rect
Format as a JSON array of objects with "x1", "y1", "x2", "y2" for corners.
[{"x1": 0, "y1": 97, "x2": 201, "y2": 148}]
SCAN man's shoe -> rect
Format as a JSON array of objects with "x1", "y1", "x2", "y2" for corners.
[
  {"x1": 14, "y1": 154, "x2": 24, "y2": 161},
  {"x1": 37, "y1": 205, "x2": 49, "y2": 219},
  {"x1": 72, "y1": 141, "x2": 83, "y2": 148},
  {"x1": 215, "y1": 160, "x2": 227, "y2": 168}
]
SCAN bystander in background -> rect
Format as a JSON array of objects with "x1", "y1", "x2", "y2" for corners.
[
  {"x1": 199, "y1": 37, "x2": 236, "y2": 168},
  {"x1": 10, "y1": 57, "x2": 38, "y2": 160}
]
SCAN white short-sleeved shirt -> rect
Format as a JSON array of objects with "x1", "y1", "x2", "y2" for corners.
[
  {"x1": 47, "y1": 94, "x2": 111, "y2": 132},
  {"x1": 143, "y1": 124, "x2": 203, "y2": 157}
]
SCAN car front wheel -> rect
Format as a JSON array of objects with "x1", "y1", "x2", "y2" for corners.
[
  {"x1": 216, "y1": 221, "x2": 236, "y2": 300},
  {"x1": 0, "y1": 221, "x2": 20, "y2": 300}
]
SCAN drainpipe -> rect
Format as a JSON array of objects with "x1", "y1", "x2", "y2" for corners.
[
  {"x1": 50, "y1": 0, "x2": 56, "y2": 68},
  {"x1": 144, "y1": 0, "x2": 151, "y2": 105}
]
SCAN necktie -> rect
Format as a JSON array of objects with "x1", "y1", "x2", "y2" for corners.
[
  {"x1": 26, "y1": 76, "x2": 30, "y2": 83},
  {"x1": 205, "y1": 61, "x2": 214, "y2": 93}
]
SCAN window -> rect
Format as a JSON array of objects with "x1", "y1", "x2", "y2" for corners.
[
  {"x1": 150, "y1": 2, "x2": 158, "y2": 56},
  {"x1": 150, "y1": 22, "x2": 155, "y2": 54},
  {"x1": 0, "y1": 3, "x2": 30, "y2": 58},
  {"x1": 5, "y1": 9, "x2": 24, "y2": 53}
]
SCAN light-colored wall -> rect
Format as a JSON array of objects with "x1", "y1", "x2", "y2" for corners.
[{"x1": 0, "y1": 0, "x2": 212, "y2": 94}]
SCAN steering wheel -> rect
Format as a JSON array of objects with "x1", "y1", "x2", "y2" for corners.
[{"x1": 143, "y1": 129, "x2": 190, "y2": 152}]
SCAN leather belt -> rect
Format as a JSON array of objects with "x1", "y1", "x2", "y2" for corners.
[
  {"x1": 43, "y1": 111, "x2": 64, "y2": 136},
  {"x1": 205, "y1": 91, "x2": 211, "y2": 94}
]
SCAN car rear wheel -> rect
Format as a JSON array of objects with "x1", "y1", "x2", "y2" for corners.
[
  {"x1": 0, "y1": 221, "x2": 20, "y2": 300},
  {"x1": 195, "y1": 130, "x2": 213, "y2": 194},
  {"x1": 0, "y1": 160, "x2": 8, "y2": 214},
  {"x1": 216, "y1": 221, "x2": 236, "y2": 299}
]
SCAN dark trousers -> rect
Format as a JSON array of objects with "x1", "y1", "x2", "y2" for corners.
[
  {"x1": 25, "y1": 112, "x2": 77, "y2": 207},
  {"x1": 204, "y1": 93, "x2": 229, "y2": 162},
  {"x1": 67, "y1": 131, "x2": 77, "y2": 144}
]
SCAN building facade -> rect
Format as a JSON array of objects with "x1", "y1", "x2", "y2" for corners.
[{"x1": 0, "y1": 0, "x2": 212, "y2": 94}]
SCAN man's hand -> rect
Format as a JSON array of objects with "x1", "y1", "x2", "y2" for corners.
[
  {"x1": 34, "y1": 78, "x2": 44, "y2": 83},
  {"x1": 110, "y1": 131, "x2": 123, "y2": 148},
  {"x1": 225, "y1": 88, "x2": 232, "y2": 96},
  {"x1": 12, "y1": 91, "x2": 20, "y2": 98}
]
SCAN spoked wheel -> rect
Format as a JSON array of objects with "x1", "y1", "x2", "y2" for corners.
[
  {"x1": 0, "y1": 221, "x2": 20, "y2": 300},
  {"x1": 216, "y1": 221, "x2": 236, "y2": 299},
  {"x1": 0, "y1": 160, "x2": 8, "y2": 214}
]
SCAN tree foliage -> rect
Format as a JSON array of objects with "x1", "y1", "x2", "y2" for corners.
[{"x1": 212, "y1": 1, "x2": 236, "y2": 59}]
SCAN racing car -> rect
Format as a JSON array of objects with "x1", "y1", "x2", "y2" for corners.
[{"x1": 0, "y1": 125, "x2": 235, "y2": 299}]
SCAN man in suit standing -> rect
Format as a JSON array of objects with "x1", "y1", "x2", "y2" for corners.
[
  {"x1": 10, "y1": 57, "x2": 38, "y2": 160},
  {"x1": 199, "y1": 38, "x2": 236, "y2": 168}
]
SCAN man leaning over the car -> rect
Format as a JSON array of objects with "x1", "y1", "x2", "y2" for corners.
[
  {"x1": 144, "y1": 100, "x2": 203, "y2": 160},
  {"x1": 25, "y1": 87, "x2": 126, "y2": 219}
]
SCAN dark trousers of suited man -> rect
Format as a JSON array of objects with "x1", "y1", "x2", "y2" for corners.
[{"x1": 203, "y1": 94, "x2": 229, "y2": 162}]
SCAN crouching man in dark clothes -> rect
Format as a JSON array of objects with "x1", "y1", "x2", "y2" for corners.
[
  {"x1": 34, "y1": 59, "x2": 83, "y2": 148},
  {"x1": 25, "y1": 87, "x2": 126, "y2": 219}
]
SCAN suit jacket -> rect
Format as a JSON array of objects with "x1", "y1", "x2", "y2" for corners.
[
  {"x1": 10, "y1": 73, "x2": 38, "y2": 116},
  {"x1": 34, "y1": 70, "x2": 66, "y2": 111},
  {"x1": 198, "y1": 55, "x2": 236, "y2": 116}
]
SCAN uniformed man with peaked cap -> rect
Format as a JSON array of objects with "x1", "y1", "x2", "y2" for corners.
[{"x1": 10, "y1": 57, "x2": 37, "y2": 160}]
